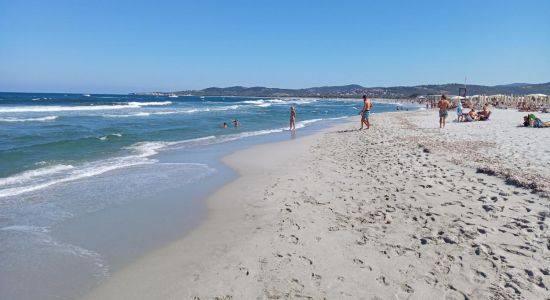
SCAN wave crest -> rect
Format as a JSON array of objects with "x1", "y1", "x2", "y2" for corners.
[
  {"x1": 0, "y1": 116, "x2": 58, "y2": 122},
  {"x1": 0, "y1": 101, "x2": 172, "y2": 113}
]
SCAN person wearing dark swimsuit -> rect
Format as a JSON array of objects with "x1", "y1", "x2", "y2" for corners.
[{"x1": 360, "y1": 95, "x2": 372, "y2": 129}]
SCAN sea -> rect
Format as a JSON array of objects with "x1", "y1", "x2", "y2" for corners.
[{"x1": 0, "y1": 92, "x2": 415, "y2": 299}]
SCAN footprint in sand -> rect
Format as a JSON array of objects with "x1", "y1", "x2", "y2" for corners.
[
  {"x1": 376, "y1": 275, "x2": 390, "y2": 286},
  {"x1": 299, "y1": 255, "x2": 313, "y2": 265},
  {"x1": 238, "y1": 266, "x2": 250, "y2": 276}
]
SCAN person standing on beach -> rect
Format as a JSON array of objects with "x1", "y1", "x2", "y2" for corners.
[
  {"x1": 456, "y1": 100, "x2": 464, "y2": 122},
  {"x1": 359, "y1": 95, "x2": 372, "y2": 129},
  {"x1": 438, "y1": 95, "x2": 450, "y2": 128},
  {"x1": 289, "y1": 106, "x2": 296, "y2": 130}
]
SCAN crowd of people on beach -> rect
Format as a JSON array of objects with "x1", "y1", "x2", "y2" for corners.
[
  {"x1": 433, "y1": 94, "x2": 549, "y2": 129},
  {"x1": 456, "y1": 101, "x2": 492, "y2": 122},
  {"x1": 228, "y1": 96, "x2": 374, "y2": 132},
  {"x1": 519, "y1": 102, "x2": 549, "y2": 113},
  {"x1": 221, "y1": 94, "x2": 548, "y2": 132},
  {"x1": 220, "y1": 95, "x2": 375, "y2": 133},
  {"x1": 436, "y1": 95, "x2": 493, "y2": 128}
]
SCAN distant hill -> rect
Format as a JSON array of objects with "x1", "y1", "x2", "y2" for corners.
[{"x1": 134, "y1": 82, "x2": 550, "y2": 98}]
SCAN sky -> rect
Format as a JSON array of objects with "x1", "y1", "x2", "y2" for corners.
[{"x1": 0, "y1": 0, "x2": 549, "y2": 93}]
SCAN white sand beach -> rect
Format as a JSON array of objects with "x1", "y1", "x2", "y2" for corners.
[{"x1": 83, "y1": 109, "x2": 550, "y2": 299}]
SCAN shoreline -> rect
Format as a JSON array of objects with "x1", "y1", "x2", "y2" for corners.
[
  {"x1": 2, "y1": 94, "x2": 410, "y2": 300},
  {"x1": 81, "y1": 117, "x2": 354, "y2": 299},
  {"x1": 0, "y1": 108, "x2": 359, "y2": 300},
  {"x1": 84, "y1": 109, "x2": 549, "y2": 299}
]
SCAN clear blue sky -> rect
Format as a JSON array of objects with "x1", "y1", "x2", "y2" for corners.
[{"x1": 1, "y1": 0, "x2": 549, "y2": 93}]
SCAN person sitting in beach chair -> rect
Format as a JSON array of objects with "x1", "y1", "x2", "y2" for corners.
[{"x1": 478, "y1": 105, "x2": 491, "y2": 121}]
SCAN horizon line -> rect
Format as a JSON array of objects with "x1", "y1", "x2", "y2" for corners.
[{"x1": 1, "y1": 81, "x2": 549, "y2": 95}]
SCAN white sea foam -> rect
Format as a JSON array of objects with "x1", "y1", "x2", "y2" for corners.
[
  {"x1": 103, "y1": 105, "x2": 240, "y2": 118},
  {"x1": 241, "y1": 98, "x2": 317, "y2": 107},
  {"x1": 241, "y1": 99, "x2": 284, "y2": 106},
  {"x1": 98, "y1": 133, "x2": 122, "y2": 141},
  {"x1": 0, "y1": 164, "x2": 75, "y2": 187},
  {"x1": 46, "y1": 237, "x2": 110, "y2": 278},
  {"x1": 194, "y1": 105, "x2": 241, "y2": 113},
  {"x1": 185, "y1": 135, "x2": 216, "y2": 143},
  {"x1": 0, "y1": 162, "x2": 146, "y2": 198},
  {"x1": 296, "y1": 118, "x2": 323, "y2": 126},
  {"x1": 0, "y1": 101, "x2": 172, "y2": 113},
  {"x1": 241, "y1": 100, "x2": 267, "y2": 105},
  {"x1": 208, "y1": 105, "x2": 240, "y2": 111},
  {"x1": 126, "y1": 101, "x2": 172, "y2": 106},
  {"x1": 152, "y1": 111, "x2": 178, "y2": 115},
  {"x1": 216, "y1": 118, "x2": 326, "y2": 143},
  {"x1": 183, "y1": 109, "x2": 203, "y2": 114},
  {"x1": 2, "y1": 225, "x2": 110, "y2": 277},
  {"x1": 0, "y1": 115, "x2": 343, "y2": 199},
  {"x1": 0, "y1": 116, "x2": 58, "y2": 122},
  {"x1": 278, "y1": 98, "x2": 318, "y2": 104},
  {"x1": 103, "y1": 113, "x2": 148, "y2": 118},
  {"x1": 125, "y1": 141, "x2": 174, "y2": 158},
  {"x1": 290, "y1": 98, "x2": 318, "y2": 105},
  {"x1": 0, "y1": 225, "x2": 50, "y2": 233},
  {"x1": 160, "y1": 136, "x2": 218, "y2": 150},
  {"x1": 0, "y1": 141, "x2": 173, "y2": 198}
]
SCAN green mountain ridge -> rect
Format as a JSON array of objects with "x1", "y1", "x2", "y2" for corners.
[{"x1": 136, "y1": 82, "x2": 550, "y2": 98}]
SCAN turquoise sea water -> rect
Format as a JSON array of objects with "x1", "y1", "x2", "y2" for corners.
[{"x1": 0, "y1": 92, "x2": 414, "y2": 299}]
